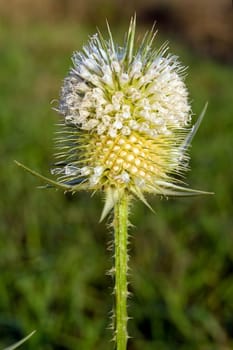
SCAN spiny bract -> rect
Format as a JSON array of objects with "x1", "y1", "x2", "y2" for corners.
[{"x1": 50, "y1": 17, "x2": 205, "y2": 219}]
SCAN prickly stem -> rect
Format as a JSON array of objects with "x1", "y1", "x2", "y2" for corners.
[{"x1": 113, "y1": 191, "x2": 129, "y2": 350}]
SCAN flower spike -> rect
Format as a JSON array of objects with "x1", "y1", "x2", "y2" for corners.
[{"x1": 16, "y1": 18, "x2": 210, "y2": 218}]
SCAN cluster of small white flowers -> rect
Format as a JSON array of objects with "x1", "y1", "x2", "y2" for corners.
[
  {"x1": 51, "y1": 164, "x2": 105, "y2": 185},
  {"x1": 47, "y1": 18, "x2": 206, "y2": 217},
  {"x1": 59, "y1": 37, "x2": 191, "y2": 141}
]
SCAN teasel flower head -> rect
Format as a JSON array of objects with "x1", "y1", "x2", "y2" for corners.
[{"x1": 46, "y1": 17, "x2": 207, "y2": 220}]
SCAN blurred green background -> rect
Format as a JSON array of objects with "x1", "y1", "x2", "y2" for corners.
[{"x1": 0, "y1": 0, "x2": 232, "y2": 349}]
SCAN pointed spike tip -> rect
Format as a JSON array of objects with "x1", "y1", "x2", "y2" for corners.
[{"x1": 99, "y1": 188, "x2": 118, "y2": 222}]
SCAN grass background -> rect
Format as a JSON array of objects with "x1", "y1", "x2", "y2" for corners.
[{"x1": 0, "y1": 16, "x2": 233, "y2": 350}]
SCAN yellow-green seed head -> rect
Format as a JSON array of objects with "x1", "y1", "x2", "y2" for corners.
[{"x1": 51, "y1": 17, "x2": 204, "y2": 218}]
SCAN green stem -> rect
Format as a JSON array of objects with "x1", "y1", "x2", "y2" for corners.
[{"x1": 113, "y1": 191, "x2": 129, "y2": 350}]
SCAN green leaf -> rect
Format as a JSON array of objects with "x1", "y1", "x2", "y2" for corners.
[{"x1": 3, "y1": 330, "x2": 36, "y2": 350}]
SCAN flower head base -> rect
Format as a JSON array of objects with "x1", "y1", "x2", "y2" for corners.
[{"x1": 48, "y1": 17, "x2": 206, "y2": 219}]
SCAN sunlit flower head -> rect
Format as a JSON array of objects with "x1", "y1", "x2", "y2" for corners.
[{"x1": 51, "y1": 17, "x2": 204, "y2": 219}]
